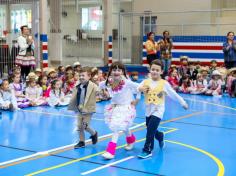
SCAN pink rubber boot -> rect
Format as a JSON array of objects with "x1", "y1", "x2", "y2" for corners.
[
  {"x1": 102, "y1": 142, "x2": 116, "y2": 159},
  {"x1": 125, "y1": 134, "x2": 136, "y2": 150}
]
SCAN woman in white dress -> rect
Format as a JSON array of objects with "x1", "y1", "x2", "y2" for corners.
[{"x1": 15, "y1": 25, "x2": 36, "y2": 79}]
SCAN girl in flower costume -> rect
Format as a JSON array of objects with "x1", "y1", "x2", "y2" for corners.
[
  {"x1": 9, "y1": 73, "x2": 30, "y2": 108},
  {"x1": 99, "y1": 62, "x2": 140, "y2": 159}
]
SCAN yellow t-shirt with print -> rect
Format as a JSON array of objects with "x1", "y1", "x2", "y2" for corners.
[{"x1": 143, "y1": 79, "x2": 166, "y2": 105}]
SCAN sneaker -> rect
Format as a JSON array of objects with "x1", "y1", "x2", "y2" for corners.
[
  {"x1": 74, "y1": 141, "x2": 85, "y2": 149},
  {"x1": 90, "y1": 131, "x2": 98, "y2": 144},
  {"x1": 155, "y1": 132, "x2": 165, "y2": 149},
  {"x1": 137, "y1": 151, "x2": 152, "y2": 159},
  {"x1": 102, "y1": 152, "x2": 114, "y2": 159},
  {"x1": 124, "y1": 143, "x2": 134, "y2": 151}
]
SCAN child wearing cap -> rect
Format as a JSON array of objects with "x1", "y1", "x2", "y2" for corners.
[
  {"x1": 35, "y1": 68, "x2": 42, "y2": 78},
  {"x1": 47, "y1": 68, "x2": 57, "y2": 84},
  {"x1": 205, "y1": 70, "x2": 223, "y2": 96},
  {"x1": 73, "y1": 62, "x2": 81, "y2": 72},
  {"x1": 178, "y1": 56, "x2": 189, "y2": 77}
]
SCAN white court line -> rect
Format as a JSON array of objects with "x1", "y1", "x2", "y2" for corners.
[
  {"x1": 81, "y1": 156, "x2": 135, "y2": 175},
  {"x1": 184, "y1": 97, "x2": 236, "y2": 111},
  {"x1": 0, "y1": 122, "x2": 145, "y2": 168}
]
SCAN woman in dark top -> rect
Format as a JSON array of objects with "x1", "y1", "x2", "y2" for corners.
[{"x1": 223, "y1": 31, "x2": 236, "y2": 69}]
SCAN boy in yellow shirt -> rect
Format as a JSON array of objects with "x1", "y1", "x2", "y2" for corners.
[{"x1": 138, "y1": 60, "x2": 188, "y2": 158}]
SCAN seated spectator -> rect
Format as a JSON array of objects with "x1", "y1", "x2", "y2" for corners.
[
  {"x1": 178, "y1": 74, "x2": 193, "y2": 93},
  {"x1": 209, "y1": 60, "x2": 218, "y2": 76},
  {"x1": 167, "y1": 69, "x2": 179, "y2": 91},
  {"x1": 191, "y1": 73, "x2": 208, "y2": 94},
  {"x1": 187, "y1": 61, "x2": 198, "y2": 81},
  {"x1": 178, "y1": 56, "x2": 189, "y2": 78},
  {"x1": 47, "y1": 79, "x2": 70, "y2": 107},
  {"x1": 73, "y1": 62, "x2": 81, "y2": 73},
  {"x1": 0, "y1": 79, "x2": 18, "y2": 111},
  {"x1": 227, "y1": 67, "x2": 236, "y2": 97},
  {"x1": 9, "y1": 73, "x2": 30, "y2": 108},
  {"x1": 205, "y1": 70, "x2": 222, "y2": 96},
  {"x1": 25, "y1": 78, "x2": 47, "y2": 106}
]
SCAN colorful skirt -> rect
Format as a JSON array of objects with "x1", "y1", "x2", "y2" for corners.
[
  {"x1": 15, "y1": 55, "x2": 36, "y2": 67},
  {"x1": 104, "y1": 104, "x2": 136, "y2": 131}
]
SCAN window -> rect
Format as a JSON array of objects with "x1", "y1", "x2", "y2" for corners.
[
  {"x1": 11, "y1": 9, "x2": 32, "y2": 33},
  {"x1": 82, "y1": 6, "x2": 102, "y2": 30},
  {"x1": 0, "y1": 4, "x2": 32, "y2": 37},
  {"x1": 0, "y1": 5, "x2": 6, "y2": 37},
  {"x1": 142, "y1": 16, "x2": 157, "y2": 35}
]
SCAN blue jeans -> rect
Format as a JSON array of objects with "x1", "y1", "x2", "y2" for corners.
[
  {"x1": 162, "y1": 58, "x2": 172, "y2": 76},
  {"x1": 143, "y1": 115, "x2": 162, "y2": 153}
]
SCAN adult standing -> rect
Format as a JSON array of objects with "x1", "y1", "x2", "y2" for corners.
[
  {"x1": 159, "y1": 30, "x2": 173, "y2": 76},
  {"x1": 223, "y1": 31, "x2": 236, "y2": 69},
  {"x1": 145, "y1": 32, "x2": 160, "y2": 65},
  {"x1": 15, "y1": 25, "x2": 36, "y2": 79}
]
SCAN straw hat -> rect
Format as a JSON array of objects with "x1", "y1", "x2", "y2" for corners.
[
  {"x1": 26, "y1": 72, "x2": 37, "y2": 81},
  {"x1": 73, "y1": 62, "x2": 81, "y2": 67},
  {"x1": 65, "y1": 65, "x2": 73, "y2": 71},
  {"x1": 211, "y1": 70, "x2": 221, "y2": 76},
  {"x1": 35, "y1": 68, "x2": 42, "y2": 73},
  {"x1": 28, "y1": 72, "x2": 37, "y2": 79},
  {"x1": 217, "y1": 68, "x2": 227, "y2": 76},
  {"x1": 200, "y1": 67, "x2": 209, "y2": 73},
  {"x1": 47, "y1": 68, "x2": 56, "y2": 75},
  {"x1": 180, "y1": 56, "x2": 189, "y2": 61},
  {"x1": 228, "y1": 67, "x2": 236, "y2": 75}
]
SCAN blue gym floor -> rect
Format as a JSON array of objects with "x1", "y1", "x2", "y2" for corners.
[{"x1": 0, "y1": 91, "x2": 236, "y2": 176}]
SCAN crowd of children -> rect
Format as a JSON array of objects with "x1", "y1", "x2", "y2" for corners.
[
  {"x1": 166, "y1": 56, "x2": 236, "y2": 97},
  {"x1": 0, "y1": 61, "x2": 110, "y2": 111},
  {"x1": 1, "y1": 57, "x2": 236, "y2": 112}
]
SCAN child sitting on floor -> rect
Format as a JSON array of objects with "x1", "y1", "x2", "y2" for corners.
[{"x1": 0, "y1": 79, "x2": 18, "y2": 111}]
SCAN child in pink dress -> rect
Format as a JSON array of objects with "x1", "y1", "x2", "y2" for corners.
[
  {"x1": 9, "y1": 73, "x2": 30, "y2": 108},
  {"x1": 99, "y1": 62, "x2": 140, "y2": 159},
  {"x1": 25, "y1": 78, "x2": 47, "y2": 106}
]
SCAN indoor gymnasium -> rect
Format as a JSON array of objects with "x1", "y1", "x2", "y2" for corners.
[{"x1": 0, "y1": 0, "x2": 236, "y2": 176}]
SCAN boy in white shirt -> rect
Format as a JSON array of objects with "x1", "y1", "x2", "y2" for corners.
[{"x1": 138, "y1": 60, "x2": 188, "y2": 159}]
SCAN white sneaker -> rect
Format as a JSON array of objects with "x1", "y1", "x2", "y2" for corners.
[
  {"x1": 124, "y1": 143, "x2": 134, "y2": 151},
  {"x1": 102, "y1": 152, "x2": 114, "y2": 159}
]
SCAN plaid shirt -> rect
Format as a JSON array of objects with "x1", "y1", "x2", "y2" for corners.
[{"x1": 160, "y1": 39, "x2": 173, "y2": 59}]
